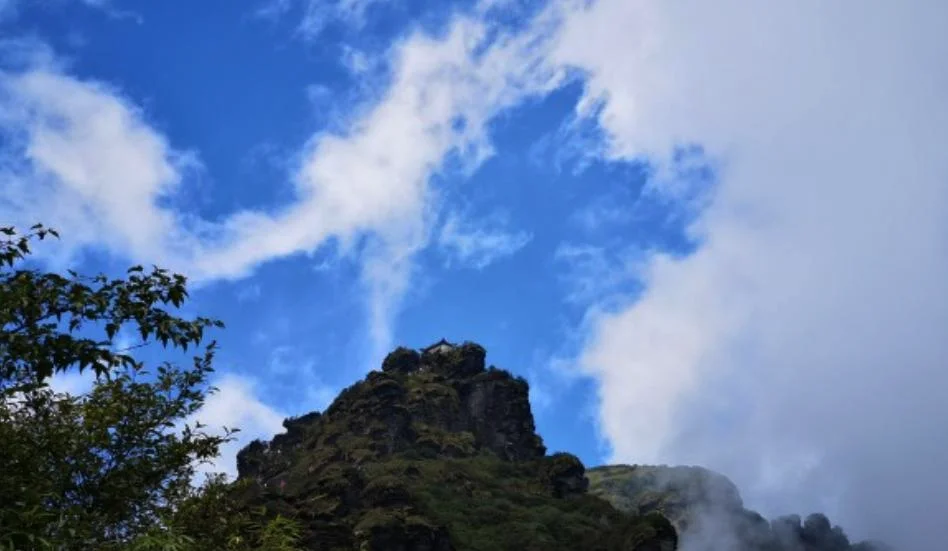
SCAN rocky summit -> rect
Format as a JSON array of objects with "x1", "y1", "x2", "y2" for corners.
[
  {"x1": 232, "y1": 341, "x2": 676, "y2": 551},
  {"x1": 229, "y1": 340, "x2": 886, "y2": 551}
]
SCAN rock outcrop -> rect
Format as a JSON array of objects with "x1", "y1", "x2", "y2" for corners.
[
  {"x1": 588, "y1": 465, "x2": 889, "y2": 551},
  {"x1": 232, "y1": 341, "x2": 677, "y2": 551}
]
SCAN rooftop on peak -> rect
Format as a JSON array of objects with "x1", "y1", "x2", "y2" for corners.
[{"x1": 421, "y1": 338, "x2": 455, "y2": 355}]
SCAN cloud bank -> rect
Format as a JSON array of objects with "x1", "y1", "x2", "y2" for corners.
[{"x1": 560, "y1": 2, "x2": 948, "y2": 550}]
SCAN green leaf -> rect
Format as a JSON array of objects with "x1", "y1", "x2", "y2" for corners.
[{"x1": 1, "y1": 223, "x2": 233, "y2": 549}]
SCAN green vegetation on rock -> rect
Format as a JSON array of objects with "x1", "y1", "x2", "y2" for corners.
[
  {"x1": 588, "y1": 464, "x2": 891, "y2": 551},
  {"x1": 229, "y1": 342, "x2": 678, "y2": 550}
]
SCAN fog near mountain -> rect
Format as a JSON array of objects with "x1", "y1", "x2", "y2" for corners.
[
  {"x1": 565, "y1": 2, "x2": 948, "y2": 550},
  {"x1": 589, "y1": 464, "x2": 890, "y2": 551}
]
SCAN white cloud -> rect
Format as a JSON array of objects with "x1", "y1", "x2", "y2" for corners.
[
  {"x1": 262, "y1": 345, "x2": 340, "y2": 413},
  {"x1": 255, "y1": 0, "x2": 389, "y2": 39},
  {"x1": 0, "y1": 64, "x2": 200, "y2": 268},
  {"x1": 526, "y1": 375, "x2": 553, "y2": 412},
  {"x1": 0, "y1": 1, "x2": 139, "y2": 23},
  {"x1": 570, "y1": 199, "x2": 631, "y2": 233},
  {"x1": 267, "y1": 344, "x2": 317, "y2": 376},
  {"x1": 529, "y1": 108, "x2": 607, "y2": 175},
  {"x1": 188, "y1": 374, "x2": 285, "y2": 481},
  {"x1": 48, "y1": 369, "x2": 97, "y2": 396},
  {"x1": 438, "y1": 211, "x2": 532, "y2": 270},
  {"x1": 553, "y1": 1, "x2": 948, "y2": 549},
  {"x1": 187, "y1": 355, "x2": 337, "y2": 481},
  {"x1": 235, "y1": 283, "x2": 262, "y2": 303},
  {"x1": 554, "y1": 243, "x2": 645, "y2": 304},
  {"x1": 526, "y1": 355, "x2": 586, "y2": 415},
  {"x1": 0, "y1": 11, "x2": 564, "y2": 359}
]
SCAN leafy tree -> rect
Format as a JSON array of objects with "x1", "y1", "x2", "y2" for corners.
[
  {"x1": 0, "y1": 224, "x2": 300, "y2": 550},
  {"x1": 0, "y1": 224, "x2": 220, "y2": 388}
]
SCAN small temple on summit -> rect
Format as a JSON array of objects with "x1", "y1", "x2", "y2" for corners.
[{"x1": 422, "y1": 338, "x2": 455, "y2": 355}]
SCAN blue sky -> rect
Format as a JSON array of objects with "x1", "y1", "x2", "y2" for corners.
[
  {"x1": 0, "y1": 0, "x2": 704, "y2": 466},
  {"x1": 2, "y1": 2, "x2": 947, "y2": 550}
]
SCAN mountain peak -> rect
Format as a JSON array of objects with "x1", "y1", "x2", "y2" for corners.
[{"x1": 232, "y1": 341, "x2": 676, "y2": 551}]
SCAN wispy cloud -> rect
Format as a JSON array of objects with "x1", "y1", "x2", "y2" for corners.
[
  {"x1": 554, "y1": 243, "x2": 644, "y2": 305},
  {"x1": 569, "y1": 198, "x2": 632, "y2": 234},
  {"x1": 255, "y1": 0, "x2": 390, "y2": 40},
  {"x1": 438, "y1": 211, "x2": 532, "y2": 270},
  {"x1": 267, "y1": 345, "x2": 315, "y2": 376},
  {"x1": 0, "y1": 61, "x2": 203, "y2": 269},
  {"x1": 264, "y1": 344, "x2": 340, "y2": 413},
  {"x1": 235, "y1": 283, "x2": 262, "y2": 303},
  {"x1": 529, "y1": 108, "x2": 606, "y2": 175},
  {"x1": 0, "y1": 6, "x2": 567, "y2": 359}
]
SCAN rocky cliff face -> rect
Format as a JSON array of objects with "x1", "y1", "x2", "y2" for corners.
[
  {"x1": 232, "y1": 341, "x2": 676, "y2": 551},
  {"x1": 237, "y1": 343, "x2": 545, "y2": 480},
  {"x1": 588, "y1": 465, "x2": 744, "y2": 533},
  {"x1": 588, "y1": 465, "x2": 891, "y2": 551}
]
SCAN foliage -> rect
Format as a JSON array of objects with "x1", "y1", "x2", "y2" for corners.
[
  {"x1": 0, "y1": 224, "x2": 301, "y2": 550},
  {"x1": 256, "y1": 516, "x2": 303, "y2": 551},
  {"x1": 0, "y1": 224, "x2": 222, "y2": 388},
  {"x1": 389, "y1": 454, "x2": 669, "y2": 551},
  {"x1": 0, "y1": 353, "x2": 224, "y2": 548}
]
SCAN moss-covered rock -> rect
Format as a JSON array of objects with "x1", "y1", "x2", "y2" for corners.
[
  {"x1": 587, "y1": 464, "x2": 742, "y2": 528},
  {"x1": 361, "y1": 475, "x2": 413, "y2": 508},
  {"x1": 383, "y1": 347, "x2": 422, "y2": 375},
  {"x1": 542, "y1": 452, "x2": 589, "y2": 498},
  {"x1": 354, "y1": 510, "x2": 453, "y2": 551},
  {"x1": 588, "y1": 464, "x2": 884, "y2": 551},
  {"x1": 236, "y1": 439, "x2": 268, "y2": 480},
  {"x1": 230, "y1": 341, "x2": 679, "y2": 550}
]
